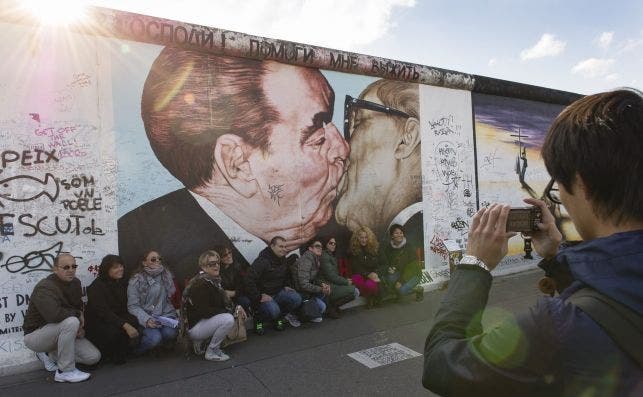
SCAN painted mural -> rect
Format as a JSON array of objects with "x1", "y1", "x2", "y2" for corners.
[
  {"x1": 473, "y1": 93, "x2": 579, "y2": 273},
  {"x1": 0, "y1": 9, "x2": 577, "y2": 372}
]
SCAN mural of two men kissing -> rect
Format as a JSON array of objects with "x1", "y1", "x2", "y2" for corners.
[{"x1": 117, "y1": 46, "x2": 424, "y2": 285}]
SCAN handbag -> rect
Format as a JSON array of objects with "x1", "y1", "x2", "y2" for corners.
[
  {"x1": 222, "y1": 307, "x2": 247, "y2": 347},
  {"x1": 300, "y1": 298, "x2": 322, "y2": 320}
]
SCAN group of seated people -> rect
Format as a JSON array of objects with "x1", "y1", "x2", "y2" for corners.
[{"x1": 22, "y1": 224, "x2": 424, "y2": 383}]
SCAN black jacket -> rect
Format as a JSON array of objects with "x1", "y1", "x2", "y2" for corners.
[
  {"x1": 245, "y1": 247, "x2": 291, "y2": 306},
  {"x1": 348, "y1": 247, "x2": 382, "y2": 276},
  {"x1": 221, "y1": 261, "x2": 249, "y2": 298},
  {"x1": 85, "y1": 276, "x2": 137, "y2": 332},
  {"x1": 185, "y1": 277, "x2": 232, "y2": 329},
  {"x1": 23, "y1": 274, "x2": 82, "y2": 335}
]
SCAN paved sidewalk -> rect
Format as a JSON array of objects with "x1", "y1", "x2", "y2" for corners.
[{"x1": 0, "y1": 269, "x2": 543, "y2": 396}]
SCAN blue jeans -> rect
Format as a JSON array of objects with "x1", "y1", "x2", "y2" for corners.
[
  {"x1": 311, "y1": 294, "x2": 326, "y2": 315},
  {"x1": 135, "y1": 325, "x2": 178, "y2": 353},
  {"x1": 259, "y1": 288, "x2": 302, "y2": 320},
  {"x1": 385, "y1": 272, "x2": 420, "y2": 296}
]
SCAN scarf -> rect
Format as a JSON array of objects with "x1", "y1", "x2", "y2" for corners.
[
  {"x1": 390, "y1": 237, "x2": 407, "y2": 249},
  {"x1": 138, "y1": 265, "x2": 176, "y2": 297}
]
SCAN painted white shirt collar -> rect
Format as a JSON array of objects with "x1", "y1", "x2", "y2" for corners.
[
  {"x1": 188, "y1": 190, "x2": 299, "y2": 263},
  {"x1": 189, "y1": 190, "x2": 267, "y2": 264}
]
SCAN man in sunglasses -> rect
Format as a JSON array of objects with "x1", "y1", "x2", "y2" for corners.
[
  {"x1": 423, "y1": 89, "x2": 643, "y2": 395},
  {"x1": 119, "y1": 48, "x2": 349, "y2": 285},
  {"x1": 335, "y1": 79, "x2": 423, "y2": 246},
  {"x1": 23, "y1": 254, "x2": 101, "y2": 383}
]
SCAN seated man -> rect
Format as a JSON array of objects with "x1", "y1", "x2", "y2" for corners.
[
  {"x1": 245, "y1": 236, "x2": 302, "y2": 334},
  {"x1": 423, "y1": 89, "x2": 643, "y2": 396},
  {"x1": 291, "y1": 240, "x2": 330, "y2": 323},
  {"x1": 23, "y1": 254, "x2": 101, "y2": 383}
]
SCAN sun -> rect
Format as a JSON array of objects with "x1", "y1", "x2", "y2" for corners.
[{"x1": 20, "y1": 0, "x2": 89, "y2": 26}]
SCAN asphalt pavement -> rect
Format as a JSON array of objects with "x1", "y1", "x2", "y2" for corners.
[{"x1": 0, "y1": 269, "x2": 543, "y2": 396}]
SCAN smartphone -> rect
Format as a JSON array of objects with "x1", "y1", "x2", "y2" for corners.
[{"x1": 506, "y1": 206, "x2": 542, "y2": 232}]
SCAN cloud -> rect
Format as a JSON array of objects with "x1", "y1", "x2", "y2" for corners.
[
  {"x1": 488, "y1": 58, "x2": 497, "y2": 67},
  {"x1": 595, "y1": 31, "x2": 614, "y2": 50},
  {"x1": 618, "y1": 29, "x2": 643, "y2": 54},
  {"x1": 605, "y1": 73, "x2": 619, "y2": 82},
  {"x1": 571, "y1": 58, "x2": 615, "y2": 78},
  {"x1": 520, "y1": 33, "x2": 566, "y2": 60},
  {"x1": 87, "y1": 0, "x2": 417, "y2": 51}
]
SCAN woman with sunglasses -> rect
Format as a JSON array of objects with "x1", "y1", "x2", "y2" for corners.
[
  {"x1": 85, "y1": 255, "x2": 140, "y2": 364},
  {"x1": 182, "y1": 250, "x2": 245, "y2": 361},
  {"x1": 127, "y1": 250, "x2": 178, "y2": 354},
  {"x1": 319, "y1": 236, "x2": 359, "y2": 318}
]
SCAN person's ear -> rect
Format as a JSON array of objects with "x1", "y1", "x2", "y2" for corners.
[
  {"x1": 394, "y1": 117, "x2": 420, "y2": 160},
  {"x1": 214, "y1": 134, "x2": 258, "y2": 198}
]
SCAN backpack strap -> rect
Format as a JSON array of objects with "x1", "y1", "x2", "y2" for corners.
[{"x1": 568, "y1": 287, "x2": 643, "y2": 367}]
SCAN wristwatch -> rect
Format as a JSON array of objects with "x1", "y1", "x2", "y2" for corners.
[{"x1": 458, "y1": 255, "x2": 490, "y2": 272}]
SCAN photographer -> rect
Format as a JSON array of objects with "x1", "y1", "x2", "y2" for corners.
[{"x1": 423, "y1": 89, "x2": 643, "y2": 396}]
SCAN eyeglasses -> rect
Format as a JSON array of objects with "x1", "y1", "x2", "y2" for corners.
[
  {"x1": 149, "y1": 257, "x2": 162, "y2": 263},
  {"x1": 327, "y1": 241, "x2": 336, "y2": 246},
  {"x1": 312, "y1": 244, "x2": 323, "y2": 249},
  {"x1": 57, "y1": 264, "x2": 78, "y2": 270},
  {"x1": 344, "y1": 95, "x2": 411, "y2": 143},
  {"x1": 204, "y1": 261, "x2": 219, "y2": 268},
  {"x1": 544, "y1": 178, "x2": 562, "y2": 205}
]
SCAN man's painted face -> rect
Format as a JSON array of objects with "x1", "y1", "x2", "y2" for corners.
[
  {"x1": 248, "y1": 63, "x2": 349, "y2": 242},
  {"x1": 335, "y1": 88, "x2": 402, "y2": 233}
]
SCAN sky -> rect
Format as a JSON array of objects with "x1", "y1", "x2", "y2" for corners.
[{"x1": 22, "y1": 0, "x2": 643, "y2": 95}]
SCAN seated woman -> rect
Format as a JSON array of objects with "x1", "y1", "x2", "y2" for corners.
[
  {"x1": 319, "y1": 236, "x2": 359, "y2": 318},
  {"x1": 381, "y1": 224, "x2": 424, "y2": 301},
  {"x1": 214, "y1": 245, "x2": 252, "y2": 313},
  {"x1": 348, "y1": 226, "x2": 383, "y2": 308},
  {"x1": 183, "y1": 250, "x2": 246, "y2": 361},
  {"x1": 86, "y1": 255, "x2": 140, "y2": 364},
  {"x1": 291, "y1": 240, "x2": 328, "y2": 323},
  {"x1": 127, "y1": 250, "x2": 178, "y2": 354}
]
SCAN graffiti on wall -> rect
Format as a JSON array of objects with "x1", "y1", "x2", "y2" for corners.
[
  {"x1": 419, "y1": 86, "x2": 476, "y2": 280},
  {"x1": 0, "y1": 23, "x2": 117, "y2": 368}
]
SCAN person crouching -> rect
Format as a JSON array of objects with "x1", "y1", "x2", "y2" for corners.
[{"x1": 183, "y1": 250, "x2": 246, "y2": 361}]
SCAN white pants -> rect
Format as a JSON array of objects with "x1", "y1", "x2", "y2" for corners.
[
  {"x1": 24, "y1": 317, "x2": 101, "y2": 372},
  {"x1": 188, "y1": 313, "x2": 234, "y2": 351}
]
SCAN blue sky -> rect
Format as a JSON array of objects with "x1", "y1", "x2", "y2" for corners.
[{"x1": 27, "y1": 0, "x2": 643, "y2": 94}]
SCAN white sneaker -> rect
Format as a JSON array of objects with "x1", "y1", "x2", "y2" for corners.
[
  {"x1": 35, "y1": 352, "x2": 58, "y2": 372},
  {"x1": 193, "y1": 340, "x2": 206, "y2": 355},
  {"x1": 54, "y1": 368, "x2": 91, "y2": 383},
  {"x1": 204, "y1": 348, "x2": 230, "y2": 362},
  {"x1": 284, "y1": 313, "x2": 301, "y2": 327},
  {"x1": 310, "y1": 317, "x2": 323, "y2": 323}
]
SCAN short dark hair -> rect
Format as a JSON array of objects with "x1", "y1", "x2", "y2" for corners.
[
  {"x1": 542, "y1": 88, "x2": 643, "y2": 224},
  {"x1": 389, "y1": 224, "x2": 405, "y2": 236},
  {"x1": 98, "y1": 254, "x2": 124, "y2": 279},
  {"x1": 270, "y1": 236, "x2": 286, "y2": 246},
  {"x1": 141, "y1": 47, "x2": 280, "y2": 189}
]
